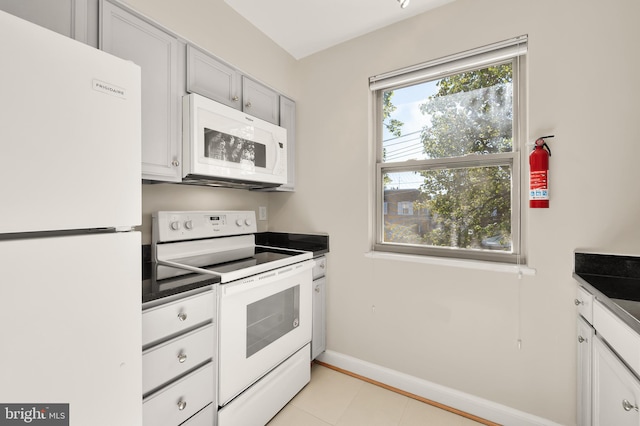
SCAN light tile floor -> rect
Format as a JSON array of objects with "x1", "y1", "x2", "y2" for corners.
[{"x1": 268, "y1": 364, "x2": 487, "y2": 426}]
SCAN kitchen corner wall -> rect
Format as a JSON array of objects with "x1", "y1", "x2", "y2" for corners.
[
  {"x1": 269, "y1": 1, "x2": 640, "y2": 425},
  {"x1": 128, "y1": 0, "x2": 640, "y2": 424},
  {"x1": 121, "y1": 0, "x2": 300, "y2": 244}
]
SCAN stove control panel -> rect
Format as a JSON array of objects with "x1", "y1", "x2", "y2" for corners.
[{"x1": 153, "y1": 210, "x2": 257, "y2": 242}]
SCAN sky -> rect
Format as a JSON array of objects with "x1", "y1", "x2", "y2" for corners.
[{"x1": 382, "y1": 80, "x2": 438, "y2": 189}]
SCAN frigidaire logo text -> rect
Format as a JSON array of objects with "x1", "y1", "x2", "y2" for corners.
[
  {"x1": 93, "y1": 81, "x2": 125, "y2": 96},
  {"x1": 92, "y1": 79, "x2": 127, "y2": 100},
  {"x1": 1, "y1": 404, "x2": 69, "y2": 425}
]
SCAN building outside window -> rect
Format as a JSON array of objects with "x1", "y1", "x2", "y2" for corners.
[{"x1": 371, "y1": 36, "x2": 527, "y2": 263}]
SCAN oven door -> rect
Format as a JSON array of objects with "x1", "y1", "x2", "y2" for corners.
[
  {"x1": 183, "y1": 93, "x2": 287, "y2": 185},
  {"x1": 218, "y1": 260, "x2": 313, "y2": 405}
]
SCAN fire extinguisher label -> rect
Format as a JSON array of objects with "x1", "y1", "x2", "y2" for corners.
[{"x1": 530, "y1": 170, "x2": 549, "y2": 200}]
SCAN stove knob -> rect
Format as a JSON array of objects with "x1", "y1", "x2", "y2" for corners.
[
  {"x1": 235, "y1": 219, "x2": 243, "y2": 226},
  {"x1": 170, "y1": 221, "x2": 181, "y2": 230},
  {"x1": 244, "y1": 218, "x2": 252, "y2": 226},
  {"x1": 184, "y1": 220, "x2": 193, "y2": 230}
]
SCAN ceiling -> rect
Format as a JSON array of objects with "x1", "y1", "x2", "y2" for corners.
[{"x1": 224, "y1": 0, "x2": 455, "y2": 60}]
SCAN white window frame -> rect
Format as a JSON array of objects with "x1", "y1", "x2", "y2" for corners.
[{"x1": 371, "y1": 36, "x2": 528, "y2": 264}]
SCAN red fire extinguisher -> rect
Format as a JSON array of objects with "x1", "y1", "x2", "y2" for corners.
[{"x1": 529, "y1": 135, "x2": 554, "y2": 208}]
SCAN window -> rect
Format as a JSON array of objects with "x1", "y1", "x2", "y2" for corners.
[
  {"x1": 398, "y1": 201, "x2": 413, "y2": 216},
  {"x1": 371, "y1": 37, "x2": 527, "y2": 263}
]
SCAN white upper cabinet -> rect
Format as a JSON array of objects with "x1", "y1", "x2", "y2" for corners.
[
  {"x1": 186, "y1": 47, "x2": 281, "y2": 126},
  {"x1": 97, "y1": 1, "x2": 294, "y2": 186},
  {"x1": 100, "y1": 0, "x2": 184, "y2": 182},
  {"x1": 0, "y1": 0, "x2": 99, "y2": 47},
  {"x1": 187, "y1": 45, "x2": 242, "y2": 110},
  {"x1": 242, "y1": 76, "x2": 280, "y2": 125}
]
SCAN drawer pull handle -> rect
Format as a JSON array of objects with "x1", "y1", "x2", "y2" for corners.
[
  {"x1": 177, "y1": 353, "x2": 188, "y2": 363},
  {"x1": 177, "y1": 312, "x2": 188, "y2": 322},
  {"x1": 177, "y1": 400, "x2": 187, "y2": 411},
  {"x1": 622, "y1": 399, "x2": 638, "y2": 412},
  {"x1": 574, "y1": 299, "x2": 584, "y2": 306}
]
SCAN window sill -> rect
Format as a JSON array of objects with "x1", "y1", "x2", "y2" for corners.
[{"x1": 364, "y1": 251, "x2": 536, "y2": 276}]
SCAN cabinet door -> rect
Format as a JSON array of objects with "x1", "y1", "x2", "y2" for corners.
[
  {"x1": 578, "y1": 316, "x2": 594, "y2": 426},
  {"x1": 242, "y1": 76, "x2": 280, "y2": 124},
  {"x1": 0, "y1": 0, "x2": 98, "y2": 46},
  {"x1": 278, "y1": 96, "x2": 296, "y2": 191},
  {"x1": 100, "y1": 0, "x2": 182, "y2": 182},
  {"x1": 254, "y1": 96, "x2": 295, "y2": 192},
  {"x1": 593, "y1": 336, "x2": 640, "y2": 425},
  {"x1": 186, "y1": 45, "x2": 242, "y2": 110},
  {"x1": 312, "y1": 276, "x2": 326, "y2": 360}
]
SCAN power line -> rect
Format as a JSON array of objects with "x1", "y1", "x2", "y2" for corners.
[{"x1": 383, "y1": 129, "x2": 422, "y2": 143}]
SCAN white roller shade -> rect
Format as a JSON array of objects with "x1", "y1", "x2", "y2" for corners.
[{"x1": 369, "y1": 35, "x2": 527, "y2": 91}]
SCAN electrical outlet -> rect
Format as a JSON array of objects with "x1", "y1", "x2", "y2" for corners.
[{"x1": 258, "y1": 206, "x2": 267, "y2": 221}]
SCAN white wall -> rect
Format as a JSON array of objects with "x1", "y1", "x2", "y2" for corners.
[
  {"x1": 126, "y1": 0, "x2": 640, "y2": 423},
  {"x1": 267, "y1": 0, "x2": 640, "y2": 425},
  {"x1": 120, "y1": 0, "x2": 300, "y2": 243}
]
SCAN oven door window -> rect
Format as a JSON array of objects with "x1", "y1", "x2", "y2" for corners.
[{"x1": 246, "y1": 285, "x2": 299, "y2": 358}]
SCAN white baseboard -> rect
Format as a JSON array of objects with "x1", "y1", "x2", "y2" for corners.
[{"x1": 316, "y1": 350, "x2": 563, "y2": 426}]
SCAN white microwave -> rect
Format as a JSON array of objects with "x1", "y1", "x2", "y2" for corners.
[{"x1": 182, "y1": 93, "x2": 287, "y2": 188}]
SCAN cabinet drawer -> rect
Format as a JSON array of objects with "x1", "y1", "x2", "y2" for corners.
[
  {"x1": 142, "y1": 290, "x2": 214, "y2": 347},
  {"x1": 181, "y1": 403, "x2": 215, "y2": 426},
  {"x1": 143, "y1": 323, "x2": 214, "y2": 395},
  {"x1": 593, "y1": 300, "x2": 640, "y2": 377},
  {"x1": 576, "y1": 285, "x2": 594, "y2": 324},
  {"x1": 143, "y1": 362, "x2": 214, "y2": 426}
]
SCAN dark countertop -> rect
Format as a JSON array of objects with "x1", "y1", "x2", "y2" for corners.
[
  {"x1": 575, "y1": 251, "x2": 640, "y2": 334},
  {"x1": 142, "y1": 267, "x2": 220, "y2": 304},
  {"x1": 255, "y1": 232, "x2": 329, "y2": 258},
  {"x1": 142, "y1": 232, "x2": 329, "y2": 303}
]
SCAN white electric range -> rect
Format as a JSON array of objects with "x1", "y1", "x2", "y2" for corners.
[{"x1": 152, "y1": 210, "x2": 314, "y2": 426}]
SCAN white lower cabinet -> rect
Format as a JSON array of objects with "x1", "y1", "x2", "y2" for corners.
[
  {"x1": 143, "y1": 323, "x2": 215, "y2": 395},
  {"x1": 311, "y1": 256, "x2": 327, "y2": 360},
  {"x1": 142, "y1": 289, "x2": 215, "y2": 347},
  {"x1": 143, "y1": 363, "x2": 215, "y2": 426},
  {"x1": 182, "y1": 403, "x2": 216, "y2": 426},
  {"x1": 578, "y1": 316, "x2": 594, "y2": 426},
  {"x1": 142, "y1": 287, "x2": 216, "y2": 426},
  {"x1": 593, "y1": 336, "x2": 640, "y2": 425},
  {"x1": 578, "y1": 283, "x2": 640, "y2": 426}
]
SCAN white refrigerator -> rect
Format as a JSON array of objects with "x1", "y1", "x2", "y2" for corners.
[{"x1": 0, "y1": 10, "x2": 142, "y2": 425}]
